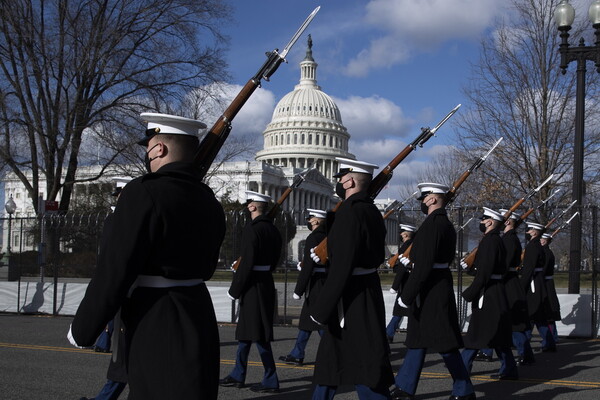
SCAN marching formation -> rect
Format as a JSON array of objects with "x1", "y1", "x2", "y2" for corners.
[{"x1": 63, "y1": 6, "x2": 577, "y2": 400}]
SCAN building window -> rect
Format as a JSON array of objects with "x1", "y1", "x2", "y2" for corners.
[
  {"x1": 335, "y1": 137, "x2": 339, "y2": 148},
  {"x1": 308, "y1": 135, "x2": 312, "y2": 145},
  {"x1": 301, "y1": 134, "x2": 305, "y2": 144},
  {"x1": 316, "y1": 135, "x2": 320, "y2": 145},
  {"x1": 287, "y1": 134, "x2": 290, "y2": 145},
  {"x1": 294, "y1": 134, "x2": 297, "y2": 144},
  {"x1": 329, "y1": 136, "x2": 333, "y2": 147},
  {"x1": 275, "y1": 136, "x2": 278, "y2": 146}
]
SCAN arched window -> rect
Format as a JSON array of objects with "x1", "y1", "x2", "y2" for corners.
[
  {"x1": 301, "y1": 134, "x2": 305, "y2": 144},
  {"x1": 294, "y1": 134, "x2": 298, "y2": 144},
  {"x1": 308, "y1": 134, "x2": 312, "y2": 145}
]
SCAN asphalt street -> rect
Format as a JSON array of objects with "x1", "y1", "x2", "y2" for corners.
[{"x1": 1, "y1": 313, "x2": 599, "y2": 399}]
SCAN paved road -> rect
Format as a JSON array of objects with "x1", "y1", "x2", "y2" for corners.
[{"x1": 1, "y1": 313, "x2": 599, "y2": 399}]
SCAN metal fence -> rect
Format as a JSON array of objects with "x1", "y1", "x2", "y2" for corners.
[{"x1": 1, "y1": 206, "x2": 598, "y2": 336}]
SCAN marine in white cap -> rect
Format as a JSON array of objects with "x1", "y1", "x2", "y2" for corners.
[
  {"x1": 540, "y1": 230, "x2": 560, "y2": 351},
  {"x1": 391, "y1": 181, "x2": 476, "y2": 400},
  {"x1": 279, "y1": 207, "x2": 328, "y2": 367},
  {"x1": 521, "y1": 219, "x2": 554, "y2": 353},
  {"x1": 385, "y1": 222, "x2": 417, "y2": 344},
  {"x1": 139, "y1": 112, "x2": 206, "y2": 173},
  {"x1": 221, "y1": 188, "x2": 282, "y2": 393},
  {"x1": 497, "y1": 208, "x2": 535, "y2": 366},
  {"x1": 308, "y1": 157, "x2": 394, "y2": 398},
  {"x1": 461, "y1": 206, "x2": 518, "y2": 380},
  {"x1": 70, "y1": 112, "x2": 225, "y2": 399}
]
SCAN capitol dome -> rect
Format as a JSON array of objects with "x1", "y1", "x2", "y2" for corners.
[{"x1": 256, "y1": 35, "x2": 354, "y2": 182}]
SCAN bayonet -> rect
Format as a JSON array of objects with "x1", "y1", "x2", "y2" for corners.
[{"x1": 195, "y1": 7, "x2": 320, "y2": 179}]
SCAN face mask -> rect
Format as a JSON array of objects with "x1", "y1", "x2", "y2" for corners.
[
  {"x1": 144, "y1": 143, "x2": 160, "y2": 173},
  {"x1": 525, "y1": 233, "x2": 532, "y2": 242},
  {"x1": 420, "y1": 202, "x2": 429, "y2": 215},
  {"x1": 479, "y1": 222, "x2": 487, "y2": 233},
  {"x1": 335, "y1": 181, "x2": 346, "y2": 199},
  {"x1": 306, "y1": 221, "x2": 313, "y2": 231}
]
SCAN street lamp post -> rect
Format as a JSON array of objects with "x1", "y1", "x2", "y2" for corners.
[
  {"x1": 5, "y1": 194, "x2": 17, "y2": 281},
  {"x1": 554, "y1": 0, "x2": 600, "y2": 294}
]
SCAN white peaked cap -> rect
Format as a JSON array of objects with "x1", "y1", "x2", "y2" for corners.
[
  {"x1": 245, "y1": 190, "x2": 271, "y2": 203},
  {"x1": 482, "y1": 207, "x2": 504, "y2": 222},
  {"x1": 400, "y1": 224, "x2": 416, "y2": 232},
  {"x1": 138, "y1": 112, "x2": 206, "y2": 145},
  {"x1": 112, "y1": 176, "x2": 132, "y2": 189},
  {"x1": 307, "y1": 208, "x2": 327, "y2": 219},
  {"x1": 334, "y1": 157, "x2": 378, "y2": 177},
  {"x1": 526, "y1": 221, "x2": 546, "y2": 231},
  {"x1": 541, "y1": 233, "x2": 553, "y2": 239},
  {"x1": 417, "y1": 182, "x2": 449, "y2": 200},
  {"x1": 499, "y1": 208, "x2": 521, "y2": 220}
]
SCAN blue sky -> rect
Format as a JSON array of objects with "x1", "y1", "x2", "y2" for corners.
[{"x1": 217, "y1": 0, "x2": 507, "y2": 198}]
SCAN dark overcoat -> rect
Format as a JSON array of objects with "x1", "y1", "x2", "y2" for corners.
[
  {"x1": 462, "y1": 228, "x2": 512, "y2": 349},
  {"x1": 391, "y1": 239, "x2": 413, "y2": 318},
  {"x1": 502, "y1": 229, "x2": 530, "y2": 332},
  {"x1": 520, "y1": 236, "x2": 547, "y2": 321},
  {"x1": 72, "y1": 162, "x2": 225, "y2": 400},
  {"x1": 294, "y1": 224, "x2": 327, "y2": 331},
  {"x1": 399, "y1": 207, "x2": 463, "y2": 353},
  {"x1": 309, "y1": 191, "x2": 393, "y2": 388},
  {"x1": 99, "y1": 213, "x2": 127, "y2": 384},
  {"x1": 229, "y1": 214, "x2": 282, "y2": 342},
  {"x1": 542, "y1": 245, "x2": 562, "y2": 321}
]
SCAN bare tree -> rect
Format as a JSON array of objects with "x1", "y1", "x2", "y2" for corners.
[
  {"x1": 0, "y1": 0, "x2": 231, "y2": 212},
  {"x1": 454, "y1": 0, "x2": 600, "y2": 222}
]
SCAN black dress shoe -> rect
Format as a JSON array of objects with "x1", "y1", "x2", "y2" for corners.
[
  {"x1": 219, "y1": 376, "x2": 244, "y2": 388},
  {"x1": 490, "y1": 373, "x2": 518, "y2": 380},
  {"x1": 541, "y1": 346, "x2": 557, "y2": 353},
  {"x1": 390, "y1": 386, "x2": 415, "y2": 400},
  {"x1": 278, "y1": 354, "x2": 304, "y2": 366},
  {"x1": 474, "y1": 351, "x2": 493, "y2": 362},
  {"x1": 515, "y1": 356, "x2": 535, "y2": 366},
  {"x1": 249, "y1": 384, "x2": 280, "y2": 393},
  {"x1": 448, "y1": 393, "x2": 476, "y2": 400}
]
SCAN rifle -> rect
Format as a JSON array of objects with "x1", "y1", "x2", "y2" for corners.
[
  {"x1": 194, "y1": 7, "x2": 320, "y2": 180},
  {"x1": 460, "y1": 176, "x2": 555, "y2": 271},
  {"x1": 231, "y1": 165, "x2": 316, "y2": 271},
  {"x1": 382, "y1": 190, "x2": 419, "y2": 220},
  {"x1": 545, "y1": 200, "x2": 577, "y2": 229},
  {"x1": 549, "y1": 212, "x2": 579, "y2": 237},
  {"x1": 400, "y1": 138, "x2": 504, "y2": 261},
  {"x1": 312, "y1": 104, "x2": 461, "y2": 263},
  {"x1": 445, "y1": 137, "x2": 503, "y2": 203}
]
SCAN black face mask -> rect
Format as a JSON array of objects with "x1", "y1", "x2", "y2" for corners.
[
  {"x1": 306, "y1": 221, "x2": 313, "y2": 231},
  {"x1": 479, "y1": 223, "x2": 487, "y2": 233},
  {"x1": 420, "y1": 202, "x2": 429, "y2": 215},
  {"x1": 335, "y1": 181, "x2": 346, "y2": 199},
  {"x1": 525, "y1": 233, "x2": 532, "y2": 242},
  {"x1": 144, "y1": 143, "x2": 160, "y2": 173}
]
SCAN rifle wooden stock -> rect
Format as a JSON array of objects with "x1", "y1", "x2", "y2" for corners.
[
  {"x1": 387, "y1": 252, "x2": 401, "y2": 268},
  {"x1": 194, "y1": 82, "x2": 259, "y2": 179},
  {"x1": 383, "y1": 208, "x2": 395, "y2": 220}
]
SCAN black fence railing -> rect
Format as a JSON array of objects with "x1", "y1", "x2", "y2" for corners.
[{"x1": 0, "y1": 205, "x2": 598, "y2": 337}]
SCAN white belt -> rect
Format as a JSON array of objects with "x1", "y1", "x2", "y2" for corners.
[
  {"x1": 134, "y1": 275, "x2": 204, "y2": 289},
  {"x1": 490, "y1": 274, "x2": 503, "y2": 280},
  {"x1": 352, "y1": 267, "x2": 377, "y2": 275},
  {"x1": 508, "y1": 268, "x2": 518, "y2": 272},
  {"x1": 313, "y1": 267, "x2": 327, "y2": 273},
  {"x1": 433, "y1": 263, "x2": 449, "y2": 269},
  {"x1": 252, "y1": 265, "x2": 270, "y2": 271},
  {"x1": 534, "y1": 268, "x2": 544, "y2": 272},
  {"x1": 545, "y1": 276, "x2": 554, "y2": 280}
]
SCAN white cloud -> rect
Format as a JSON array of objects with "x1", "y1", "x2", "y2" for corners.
[
  {"x1": 344, "y1": 0, "x2": 502, "y2": 77},
  {"x1": 333, "y1": 95, "x2": 412, "y2": 141}
]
